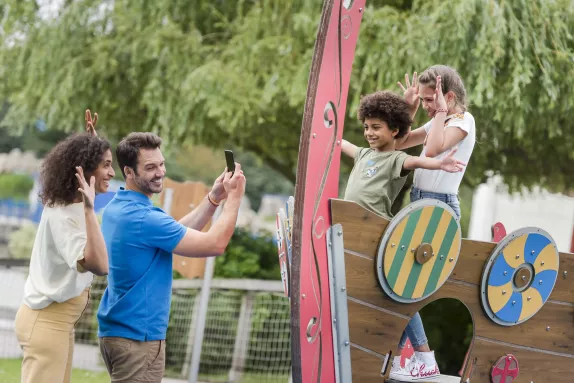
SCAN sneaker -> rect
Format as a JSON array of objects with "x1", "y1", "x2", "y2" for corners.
[
  {"x1": 389, "y1": 356, "x2": 408, "y2": 381},
  {"x1": 389, "y1": 351, "x2": 441, "y2": 382},
  {"x1": 390, "y1": 356, "x2": 410, "y2": 373}
]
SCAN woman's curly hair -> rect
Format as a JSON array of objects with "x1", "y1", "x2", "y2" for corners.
[
  {"x1": 39, "y1": 133, "x2": 111, "y2": 207},
  {"x1": 357, "y1": 91, "x2": 412, "y2": 138}
]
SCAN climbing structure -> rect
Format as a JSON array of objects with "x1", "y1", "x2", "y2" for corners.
[
  {"x1": 329, "y1": 200, "x2": 573, "y2": 382},
  {"x1": 277, "y1": 1, "x2": 574, "y2": 382}
]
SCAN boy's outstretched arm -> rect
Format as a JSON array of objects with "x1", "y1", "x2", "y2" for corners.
[
  {"x1": 341, "y1": 139, "x2": 358, "y2": 158},
  {"x1": 403, "y1": 148, "x2": 466, "y2": 173}
]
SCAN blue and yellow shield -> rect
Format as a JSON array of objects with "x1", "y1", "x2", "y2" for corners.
[{"x1": 480, "y1": 228, "x2": 559, "y2": 326}]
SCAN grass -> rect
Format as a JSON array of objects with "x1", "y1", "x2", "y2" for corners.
[
  {"x1": 196, "y1": 373, "x2": 290, "y2": 383},
  {"x1": 0, "y1": 358, "x2": 110, "y2": 383},
  {"x1": 0, "y1": 359, "x2": 289, "y2": 383}
]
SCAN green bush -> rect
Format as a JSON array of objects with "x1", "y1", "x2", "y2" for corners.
[
  {"x1": 0, "y1": 173, "x2": 34, "y2": 200},
  {"x1": 245, "y1": 293, "x2": 291, "y2": 375},
  {"x1": 75, "y1": 276, "x2": 108, "y2": 346},
  {"x1": 165, "y1": 290, "x2": 243, "y2": 377},
  {"x1": 419, "y1": 298, "x2": 473, "y2": 375},
  {"x1": 7, "y1": 223, "x2": 37, "y2": 259},
  {"x1": 165, "y1": 289, "x2": 198, "y2": 376},
  {"x1": 165, "y1": 228, "x2": 284, "y2": 377},
  {"x1": 198, "y1": 291, "x2": 242, "y2": 375},
  {"x1": 214, "y1": 228, "x2": 281, "y2": 280},
  {"x1": 6, "y1": 211, "x2": 102, "y2": 260}
]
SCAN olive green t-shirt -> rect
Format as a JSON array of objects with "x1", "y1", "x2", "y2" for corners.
[{"x1": 343, "y1": 148, "x2": 410, "y2": 220}]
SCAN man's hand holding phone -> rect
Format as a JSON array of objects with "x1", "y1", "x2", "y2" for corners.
[{"x1": 223, "y1": 163, "x2": 246, "y2": 202}]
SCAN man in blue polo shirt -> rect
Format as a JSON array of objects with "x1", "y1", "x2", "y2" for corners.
[{"x1": 97, "y1": 132, "x2": 245, "y2": 382}]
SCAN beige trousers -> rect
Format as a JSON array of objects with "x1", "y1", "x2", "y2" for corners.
[{"x1": 14, "y1": 289, "x2": 90, "y2": 383}]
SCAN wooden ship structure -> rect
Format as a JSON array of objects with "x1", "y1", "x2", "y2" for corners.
[{"x1": 275, "y1": 1, "x2": 574, "y2": 382}]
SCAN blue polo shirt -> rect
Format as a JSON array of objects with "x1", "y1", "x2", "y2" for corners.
[{"x1": 97, "y1": 188, "x2": 187, "y2": 341}]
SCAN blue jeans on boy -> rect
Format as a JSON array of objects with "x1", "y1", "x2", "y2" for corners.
[{"x1": 398, "y1": 186, "x2": 461, "y2": 349}]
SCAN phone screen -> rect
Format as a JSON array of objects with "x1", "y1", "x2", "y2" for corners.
[{"x1": 225, "y1": 150, "x2": 235, "y2": 174}]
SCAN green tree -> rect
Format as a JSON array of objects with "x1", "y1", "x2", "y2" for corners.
[
  {"x1": 1, "y1": 0, "x2": 573, "y2": 193},
  {"x1": 166, "y1": 144, "x2": 293, "y2": 212},
  {"x1": 214, "y1": 227, "x2": 281, "y2": 280},
  {"x1": 0, "y1": 173, "x2": 34, "y2": 200}
]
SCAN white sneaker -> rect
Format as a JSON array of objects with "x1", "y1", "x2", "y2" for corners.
[
  {"x1": 390, "y1": 356, "x2": 409, "y2": 374},
  {"x1": 389, "y1": 351, "x2": 440, "y2": 382}
]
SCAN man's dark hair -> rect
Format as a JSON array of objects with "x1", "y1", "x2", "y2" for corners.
[
  {"x1": 116, "y1": 132, "x2": 162, "y2": 178},
  {"x1": 357, "y1": 91, "x2": 412, "y2": 138},
  {"x1": 39, "y1": 133, "x2": 111, "y2": 207}
]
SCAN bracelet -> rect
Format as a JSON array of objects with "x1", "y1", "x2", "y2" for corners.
[
  {"x1": 436, "y1": 108, "x2": 448, "y2": 114},
  {"x1": 207, "y1": 192, "x2": 220, "y2": 207}
]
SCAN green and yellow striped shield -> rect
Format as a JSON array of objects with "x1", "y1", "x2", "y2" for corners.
[{"x1": 376, "y1": 200, "x2": 462, "y2": 303}]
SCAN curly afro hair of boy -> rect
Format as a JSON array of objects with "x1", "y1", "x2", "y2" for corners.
[
  {"x1": 357, "y1": 91, "x2": 412, "y2": 138},
  {"x1": 39, "y1": 133, "x2": 111, "y2": 207}
]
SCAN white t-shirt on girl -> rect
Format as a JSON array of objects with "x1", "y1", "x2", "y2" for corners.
[
  {"x1": 22, "y1": 203, "x2": 93, "y2": 309},
  {"x1": 413, "y1": 111, "x2": 476, "y2": 194}
]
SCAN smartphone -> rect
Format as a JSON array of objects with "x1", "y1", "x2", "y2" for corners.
[{"x1": 225, "y1": 150, "x2": 235, "y2": 175}]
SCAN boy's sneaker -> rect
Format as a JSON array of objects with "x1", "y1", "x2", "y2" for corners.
[{"x1": 389, "y1": 351, "x2": 441, "y2": 382}]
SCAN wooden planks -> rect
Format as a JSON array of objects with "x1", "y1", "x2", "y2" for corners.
[
  {"x1": 451, "y1": 242, "x2": 574, "y2": 304},
  {"x1": 451, "y1": 240, "x2": 496, "y2": 284},
  {"x1": 159, "y1": 178, "x2": 211, "y2": 279},
  {"x1": 334, "y1": 198, "x2": 574, "y2": 381},
  {"x1": 350, "y1": 346, "x2": 385, "y2": 383},
  {"x1": 347, "y1": 299, "x2": 407, "y2": 356},
  {"x1": 330, "y1": 199, "x2": 388, "y2": 259},
  {"x1": 345, "y1": 252, "x2": 574, "y2": 355},
  {"x1": 331, "y1": 199, "x2": 574, "y2": 304},
  {"x1": 554, "y1": 253, "x2": 574, "y2": 303},
  {"x1": 469, "y1": 337, "x2": 574, "y2": 382}
]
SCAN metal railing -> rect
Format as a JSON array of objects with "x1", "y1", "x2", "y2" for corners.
[{"x1": 0, "y1": 261, "x2": 292, "y2": 383}]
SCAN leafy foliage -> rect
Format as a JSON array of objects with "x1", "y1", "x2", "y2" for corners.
[
  {"x1": 0, "y1": 125, "x2": 22, "y2": 153},
  {"x1": 418, "y1": 298, "x2": 473, "y2": 375},
  {"x1": 214, "y1": 227, "x2": 281, "y2": 281},
  {"x1": 7, "y1": 222, "x2": 36, "y2": 259},
  {"x1": 164, "y1": 289, "x2": 198, "y2": 376},
  {"x1": 0, "y1": 174, "x2": 34, "y2": 200},
  {"x1": 167, "y1": 144, "x2": 293, "y2": 212},
  {"x1": 2, "y1": 0, "x2": 573, "y2": 193},
  {"x1": 246, "y1": 293, "x2": 291, "y2": 375},
  {"x1": 235, "y1": 150, "x2": 294, "y2": 212},
  {"x1": 2, "y1": 2, "x2": 569, "y2": 376}
]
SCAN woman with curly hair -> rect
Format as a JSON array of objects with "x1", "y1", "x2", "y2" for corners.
[{"x1": 14, "y1": 111, "x2": 115, "y2": 383}]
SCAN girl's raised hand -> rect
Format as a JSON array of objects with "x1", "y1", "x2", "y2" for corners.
[
  {"x1": 85, "y1": 109, "x2": 98, "y2": 137},
  {"x1": 398, "y1": 72, "x2": 419, "y2": 108},
  {"x1": 433, "y1": 76, "x2": 448, "y2": 111}
]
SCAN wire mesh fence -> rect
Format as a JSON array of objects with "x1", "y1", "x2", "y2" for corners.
[{"x1": 0, "y1": 265, "x2": 292, "y2": 383}]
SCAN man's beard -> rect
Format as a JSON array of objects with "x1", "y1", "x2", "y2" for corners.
[{"x1": 134, "y1": 175, "x2": 163, "y2": 194}]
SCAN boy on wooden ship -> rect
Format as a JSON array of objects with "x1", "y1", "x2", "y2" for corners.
[{"x1": 341, "y1": 90, "x2": 465, "y2": 381}]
